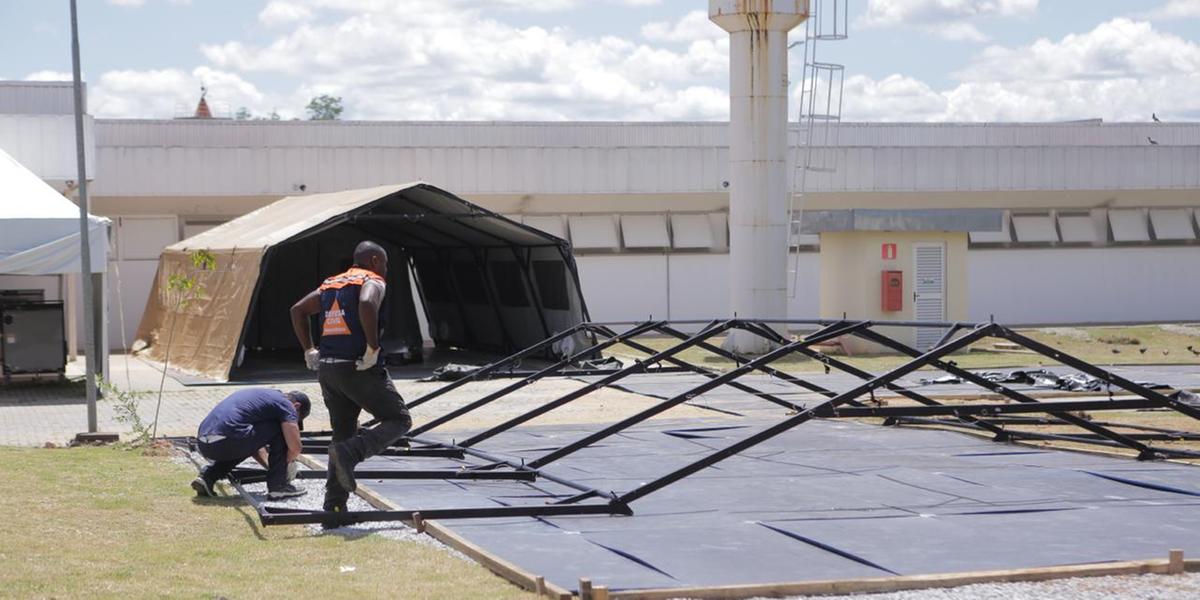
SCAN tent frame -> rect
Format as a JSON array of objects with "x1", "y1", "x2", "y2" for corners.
[{"x1": 196, "y1": 318, "x2": 1200, "y2": 527}]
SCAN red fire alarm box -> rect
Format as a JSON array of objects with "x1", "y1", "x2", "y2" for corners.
[{"x1": 881, "y1": 270, "x2": 903, "y2": 312}]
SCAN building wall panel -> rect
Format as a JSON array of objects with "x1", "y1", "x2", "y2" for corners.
[{"x1": 968, "y1": 246, "x2": 1200, "y2": 324}]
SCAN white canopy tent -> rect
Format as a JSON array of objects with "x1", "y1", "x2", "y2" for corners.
[{"x1": 0, "y1": 146, "x2": 109, "y2": 376}]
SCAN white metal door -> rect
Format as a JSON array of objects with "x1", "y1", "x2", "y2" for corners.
[{"x1": 912, "y1": 242, "x2": 946, "y2": 350}]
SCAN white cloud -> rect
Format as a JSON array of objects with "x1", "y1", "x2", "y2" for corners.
[
  {"x1": 958, "y1": 18, "x2": 1200, "y2": 82},
  {"x1": 1142, "y1": 0, "x2": 1200, "y2": 19},
  {"x1": 258, "y1": 2, "x2": 314, "y2": 27},
  {"x1": 25, "y1": 70, "x2": 74, "y2": 81},
  {"x1": 89, "y1": 67, "x2": 268, "y2": 119},
  {"x1": 861, "y1": 0, "x2": 1038, "y2": 41},
  {"x1": 840, "y1": 74, "x2": 948, "y2": 121},
  {"x1": 844, "y1": 18, "x2": 1200, "y2": 122},
  {"x1": 195, "y1": 0, "x2": 731, "y2": 121},
  {"x1": 107, "y1": 0, "x2": 191, "y2": 7},
  {"x1": 642, "y1": 10, "x2": 721, "y2": 43}
]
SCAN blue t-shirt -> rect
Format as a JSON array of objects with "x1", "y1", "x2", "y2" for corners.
[{"x1": 198, "y1": 388, "x2": 297, "y2": 439}]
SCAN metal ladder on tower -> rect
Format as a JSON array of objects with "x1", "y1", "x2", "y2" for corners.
[{"x1": 788, "y1": 0, "x2": 848, "y2": 298}]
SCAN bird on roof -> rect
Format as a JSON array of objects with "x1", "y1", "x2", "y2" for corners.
[
  {"x1": 1148, "y1": 136, "x2": 1159, "y2": 145},
  {"x1": 1153, "y1": 113, "x2": 1161, "y2": 122},
  {"x1": 1139, "y1": 347, "x2": 1147, "y2": 354},
  {"x1": 1111, "y1": 348, "x2": 1121, "y2": 354}
]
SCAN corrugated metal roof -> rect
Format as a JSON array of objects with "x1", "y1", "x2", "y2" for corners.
[
  {"x1": 89, "y1": 119, "x2": 1200, "y2": 196},
  {"x1": 0, "y1": 114, "x2": 95, "y2": 180},
  {"x1": 0, "y1": 81, "x2": 86, "y2": 116}
]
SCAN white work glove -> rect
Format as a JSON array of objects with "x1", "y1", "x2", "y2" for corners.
[
  {"x1": 286, "y1": 460, "x2": 299, "y2": 482},
  {"x1": 304, "y1": 348, "x2": 320, "y2": 371},
  {"x1": 356, "y1": 345, "x2": 380, "y2": 371}
]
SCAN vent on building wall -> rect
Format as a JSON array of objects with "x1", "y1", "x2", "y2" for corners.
[
  {"x1": 1011, "y1": 213, "x2": 1058, "y2": 243},
  {"x1": 1148, "y1": 208, "x2": 1197, "y2": 241},
  {"x1": 1109, "y1": 209, "x2": 1151, "y2": 242}
]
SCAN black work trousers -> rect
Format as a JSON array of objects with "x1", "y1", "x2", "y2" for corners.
[
  {"x1": 318, "y1": 362, "x2": 412, "y2": 507},
  {"x1": 198, "y1": 423, "x2": 288, "y2": 491}
]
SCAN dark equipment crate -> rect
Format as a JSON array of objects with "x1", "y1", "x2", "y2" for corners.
[{"x1": 1, "y1": 301, "x2": 67, "y2": 380}]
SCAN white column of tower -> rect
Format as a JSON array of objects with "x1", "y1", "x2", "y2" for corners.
[{"x1": 710, "y1": 0, "x2": 808, "y2": 353}]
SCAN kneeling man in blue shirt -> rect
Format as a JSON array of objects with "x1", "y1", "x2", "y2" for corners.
[{"x1": 191, "y1": 388, "x2": 312, "y2": 500}]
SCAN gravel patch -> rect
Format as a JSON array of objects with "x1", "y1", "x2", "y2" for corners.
[
  {"x1": 1041, "y1": 327, "x2": 1092, "y2": 341},
  {"x1": 1159, "y1": 324, "x2": 1200, "y2": 337},
  {"x1": 234, "y1": 476, "x2": 471, "y2": 560},
  {"x1": 773, "y1": 572, "x2": 1200, "y2": 600}
]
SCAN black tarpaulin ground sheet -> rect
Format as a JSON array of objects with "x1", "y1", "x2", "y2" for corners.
[{"x1": 358, "y1": 402, "x2": 1200, "y2": 593}]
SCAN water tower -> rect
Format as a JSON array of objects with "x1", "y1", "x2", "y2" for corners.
[{"x1": 710, "y1": 1, "x2": 808, "y2": 353}]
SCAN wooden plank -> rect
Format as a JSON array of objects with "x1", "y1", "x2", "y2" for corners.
[
  {"x1": 609, "y1": 558, "x2": 1179, "y2": 600},
  {"x1": 300, "y1": 454, "x2": 572, "y2": 599},
  {"x1": 423, "y1": 519, "x2": 573, "y2": 600}
]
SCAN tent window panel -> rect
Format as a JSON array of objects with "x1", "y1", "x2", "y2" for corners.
[
  {"x1": 490, "y1": 261, "x2": 530, "y2": 307},
  {"x1": 1012, "y1": 214, "x2": 1057, "y2": 243},
  {"x1": 1149, "y1": 208, "x2": 1196, "y2": 240},
  {"x1": 620, "y1": 214, "x2": 670, "y2": 248},
  {"x1": 416, "y1": 263, "x2": 454, "y2": 303},
  {"x1": 532, "y1": 260, "x2": 569, "y2": 310},
  {"x1": 1057, "y1": 214, "x2": 1098, "y2": 243},
  {"x1": 452, "y1": 262, "x2": 489, "y2": 305},
  {"x1": 1109, "y1": 209, "x2": 1150, "y2": 242}
]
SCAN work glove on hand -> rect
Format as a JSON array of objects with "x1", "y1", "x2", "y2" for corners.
[
  {"x1": 304, "y1": 348, "x2": 320, "y2": 371},
  {"x1": 286, "y1": 460, "x2": 299, "y2": 482},
  {"x1": 356, "y1": 345, "x2": 380, "y2": 371}
]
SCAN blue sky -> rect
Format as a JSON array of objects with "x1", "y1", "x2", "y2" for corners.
[{"x1": 4, "y1": 0, "x2": 1200, "y2": 122}]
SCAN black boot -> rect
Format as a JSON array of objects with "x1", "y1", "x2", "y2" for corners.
[{"x1": 327, "y1": 441, "x2": 360, "y2": 493}]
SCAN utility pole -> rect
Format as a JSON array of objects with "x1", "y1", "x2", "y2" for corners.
[{"x1": 69, "y1": 0, "x2": 100, "y2": 437}]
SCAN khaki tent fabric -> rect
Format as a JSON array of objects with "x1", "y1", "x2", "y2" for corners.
[
  {"x1": 135, "y1": 249, "x2": 264, "y2": 379},
  {"x1": 134, "y1": 182, "x2": 588, "y2": 382}
]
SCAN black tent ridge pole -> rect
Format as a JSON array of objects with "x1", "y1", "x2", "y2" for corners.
[
  {"x1": 591, "y1": 323, "x2": 812, "y2": 412},
  {"x1": 996, "y1": 327, "x2": 1200, "y2": 422},
  {"x1": 525, "y1": 320, "x2": 870, "y2": 469},
  {"x1": 654, "y1": 323, "x2": 841, "y2": 401},
  {"x1": 408, "y1": 320, "x2": 665, "y2": 436},
  {"x1": 406, "y1": 322, "x2": 588, "y2": 410},
  {"x1": 616, "y1": 323, "x2": 997, "y2": 505},
  {"x1": 854, "y1": 328, "x2": 1159, "y2": 458},
  {"x1": 457, "y1": 319, "x2": 739, "y2": 447}
]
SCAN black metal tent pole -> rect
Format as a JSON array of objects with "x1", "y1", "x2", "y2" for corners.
[
  {"x1": 457, "y1": 319, "x2": 740, "y2": 447},
  {"x1": 824, "y1": 398, "x2": 1163, "y2": 418},
  {"x1": 615, "y1": 323, "x2": 997, "y2": 505},
  {"x1": 750, "y1": 324, "x2": 1016, "y2": 439},
  {"x1": 406, "y1": 323, "x2": 590, "y2": 410},
  {"x1": 654, "y1": 323, "x2": 839, "y2": 401},
  {"x1": 589, "y1": 323, "x2": 814, "y2": 412},
  {"x1": 408, "y1": 320, "x2": 666, "y2": 436},
  {"x1": 658, "y1": 321, "x2": 1015, "y2": 439},
  {"x1": 257, "y1": 502, "x2": 629, "y2": 527},
  {"x1": 854, "y1": 328, "x2": 1162, "y2": 459},
  {"x1": 996, "y1": 327, "x2": 1200, "y2": 422},
  {"x1": 525, "y1": 320, "x2": 872, "y2": 469}
]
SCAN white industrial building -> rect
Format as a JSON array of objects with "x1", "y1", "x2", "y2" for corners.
[{"x1": 2, "y1": 81, "x2": 1199, "y2": 352}]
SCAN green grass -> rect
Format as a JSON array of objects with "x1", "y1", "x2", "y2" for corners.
[
  {"x1": 603, "y1": 324, "x2": 1200, "y2": 375},
  {"x1": 0, "y1": 446, "x2": 534, "y2": 599}
]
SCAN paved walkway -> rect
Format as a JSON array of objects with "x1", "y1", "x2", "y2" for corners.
[
  {"x1": 0, "y1": 354, "x2": 702, "y2": 446},
  {"x1": 2, "y1": 355, "x2": 1197, "y2": 447}
]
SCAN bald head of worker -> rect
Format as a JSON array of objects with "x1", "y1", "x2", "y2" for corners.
[{"x1": 353, "y1": 241, "x2": 388, "y2": 278}]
